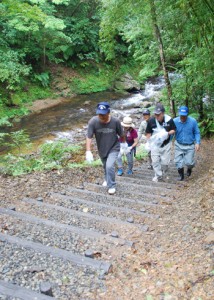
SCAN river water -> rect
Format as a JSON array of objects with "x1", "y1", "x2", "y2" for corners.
[{"x1": 1, "y1": 75, "x2": 172, "y2": 152}]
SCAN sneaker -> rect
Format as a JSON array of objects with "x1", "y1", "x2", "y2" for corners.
[
  {"x1": 127, "y1": 170, "x2": 133, "y2": 175},
  {"x1": 102, "y1": 180, "x2": 107, "y2": 187},
  {"x1": 152, "y1": 176, "x2": 158, "y2": 182},
  {"x1": 108, "y1": 187, "x2": 116, "y2": 195},
  {"x1": 152, "y1": 176, "x2": 163, "y2": 182},
  {"x1": 147, "y1": 165, "x2": 153, "y2": 170},
  {"x1": 117, "y1": 168, "x2": 123, "y2": 176}
]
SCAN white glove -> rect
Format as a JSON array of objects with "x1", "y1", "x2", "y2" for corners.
[
  {"x1": 86, "y1": 151, "x2": 94, "y2": 163},
  {"x1": 120, "y1": 142, "x2": 128, "y2": 156},
  {"x1": 126, "y1": 146, "x2": 132, "y2": 154}
]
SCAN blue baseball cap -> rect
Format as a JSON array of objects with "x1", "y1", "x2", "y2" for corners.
[
  {"x1": 179, "y1": 106, "x2": 188, "y2": 116},
  {"x1": 96, "y1": 102, "x2": 110, "y2": 115}
]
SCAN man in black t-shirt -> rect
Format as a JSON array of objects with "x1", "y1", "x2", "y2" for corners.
[{"x1": 146, "y1": 104, "x2": 176, "y2": 182}]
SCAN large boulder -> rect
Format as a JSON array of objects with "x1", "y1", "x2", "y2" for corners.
[{"x1": 114, "y1": 73, "x2": 141, "y2": 92}]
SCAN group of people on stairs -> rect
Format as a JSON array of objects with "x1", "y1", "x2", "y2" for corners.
[{"x1": 85, "y1": 101, "x2": 200, "y2": 195}]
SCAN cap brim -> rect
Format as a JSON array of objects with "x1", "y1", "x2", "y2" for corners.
[
  {"x1": 154, "y1": 111, "x2": 162, "y2": 115},
  {"x1": 179, "y1": 112, "x2": 188, "y2": 116},
  {"x1": 96, "y1": 109, "x2": 109, "y2": 115},
  {"x1": 121, "y1": 122, "x2": 135, "y2": 127}
]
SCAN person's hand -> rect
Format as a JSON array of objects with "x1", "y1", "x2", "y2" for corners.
[
  {"x1": 120, "y1": 142, "x2": 128, "y2": 156},
  {"x1": 195, "y1": 144, "x2": 200, "y2": 151},
  {"x1": 86, "y1": 151, "x2": 94, "y2": 163}
]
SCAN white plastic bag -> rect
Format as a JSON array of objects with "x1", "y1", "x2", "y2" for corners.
[
  {"x1": 149, "y1": 128, "x2": 169, "y2": 150},
  {"x1": 144, "y1": 141, "x2": 151, "y2": 152}
]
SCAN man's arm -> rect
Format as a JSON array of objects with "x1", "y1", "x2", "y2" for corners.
[
  {"x1": 86, "y1": 137, "x2": 92, "y2": 151},
  {"x1": 194, "y1": 120, "x2": 201, "y2": 151},
  {"x1": 168, "y1": 118, "x2": 176, "y2": 136}
]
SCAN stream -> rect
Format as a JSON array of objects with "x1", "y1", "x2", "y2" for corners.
[{"x1": 1, "y1": 74, "x2": 178, "y2": 153}]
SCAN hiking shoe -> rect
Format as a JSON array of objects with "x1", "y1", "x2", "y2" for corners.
[
  {"x1": 108, "y1": 187, "x2": 116, "y2": 195},
  {"x1": 147, "y1": 165, "x2": 153, "y2": 170},
  {"x1": 127, "y1": 170, "x2": 133, "y2": 175},
  {"x1": 152, "y1": 176, "x2": 158, "y2": 182},
  {"x1": 102, "y1": 180, "x2": 107, "y2": 187},
  {"x1": 117, "y1": 169, "x2": 123, "y2": 176},
  {"x1": 187, "y1": 168, "x2": 192, "y2": 177},
  {"x1": 152, "y1": 176, "x2": 163, "y2": 182}
]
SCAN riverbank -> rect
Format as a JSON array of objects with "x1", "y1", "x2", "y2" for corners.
[{"x1": 25, "y1": 97, "x2": 74, "y2": 114}]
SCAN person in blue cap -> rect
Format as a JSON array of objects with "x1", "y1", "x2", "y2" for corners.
[
  {"x1": 173, "y1": 106, "x2": 201, "y2": 180},
  {"x1": 86, "y1": 101, "x2": 125, "y2": 195}
]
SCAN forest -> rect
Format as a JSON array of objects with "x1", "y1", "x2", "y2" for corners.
[
  {"x1": 0, "y1": 0, "x2": 213, "y2": 145},
  {"x1": 0, "y1": 0, "x2": 213, "y2": 110}
]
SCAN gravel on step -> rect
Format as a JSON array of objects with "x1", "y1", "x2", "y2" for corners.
[{"x1": 0, "y1": 241, "x2": 106, "y2": 300}]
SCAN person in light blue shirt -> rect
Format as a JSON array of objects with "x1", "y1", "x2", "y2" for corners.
[{"x1": 173, "y1": 106, "x2": 201, "y2": 180}]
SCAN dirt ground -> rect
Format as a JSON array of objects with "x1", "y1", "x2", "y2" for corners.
[
  {"x1": 101, "y1": 139, "x2": 214, "y2": 300},
  {"x1": 0, "y1": 137, "x2": 213, "y2": 299}
]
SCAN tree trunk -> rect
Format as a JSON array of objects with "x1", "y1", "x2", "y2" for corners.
[{"x1": 149, "y1": 0, "x2": 176, "y2": 117}]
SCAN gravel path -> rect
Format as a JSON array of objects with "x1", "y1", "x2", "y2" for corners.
[{"x1": 0, "y1": 139, "x2": 213, "y2": 299}]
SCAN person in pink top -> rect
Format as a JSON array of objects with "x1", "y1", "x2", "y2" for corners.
[{"x1": 117, "y1": 116, "x2": 138, "y2": 175}]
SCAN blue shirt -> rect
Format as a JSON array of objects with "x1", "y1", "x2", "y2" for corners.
[{"x1": 173, "y1": 116, "x2": 201, "y2": 145}]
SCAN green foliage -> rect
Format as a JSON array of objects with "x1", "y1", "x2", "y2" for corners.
[
  {"x1": 34, "y1": 72, "x2": 50, "y2": 87},
  {"x1": 68, "y1": 159, "x2": 102, "y2": 169},
  {"x1": 0, "y1": 139, "x2": 82, "y2": 176},
  {"x1": 135, "y1": 144, "x2": 150, "y2": 160},
  {"x1": 70, "y1": 68, "x2": 114, "y2": 94},
  {"x1": 0, "y1": 50, "x2": 31, "y2": 95},
  {"x1": 39, "y1": 140, "x2": 80, "y2": 165},
  {"x1": 0, "y1": 116, "x2": 12, "y2": 127},
  {"x1": 0, "y1": 129, "x2": 31, "y2": 154},
  {"x1": 16, "y1": 85, "x2": 53, "y2": 103},
  {"x1": 0, "y1": 104, "x2": 29, "y2": 119},
  {"x1": 198, "y1": 118, "x2": 214, "y2": 137},
  {"x1": 0, "y1": 154, "x2": 35, "y2": 176}
]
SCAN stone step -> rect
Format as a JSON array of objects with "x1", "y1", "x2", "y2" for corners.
[
  {"x1": 20, "y1": 198, "x2": 149, "y2": 237},
  {"x1": 0, "y1": 280, "x2": 56, "y2": 300},
  {"x1": 65, "y1": 186, "x2": 160, "y2": 210},
  {"x1": 50, "y1": 192, "x2": 159, "y2": 220},
  {"x1": 83, "y1": 182, "x2": 173, "y2": 204},
  {"x1": 0, "y1": 233, "x2": 112, "y2": 274},
  {"x1": 0, "y1": 207, "x2": 134, "y2": 249}
]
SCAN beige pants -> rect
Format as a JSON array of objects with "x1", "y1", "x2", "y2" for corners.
[{"x1": 151, "y1": 142, "x2": 171, "y2": 178}]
